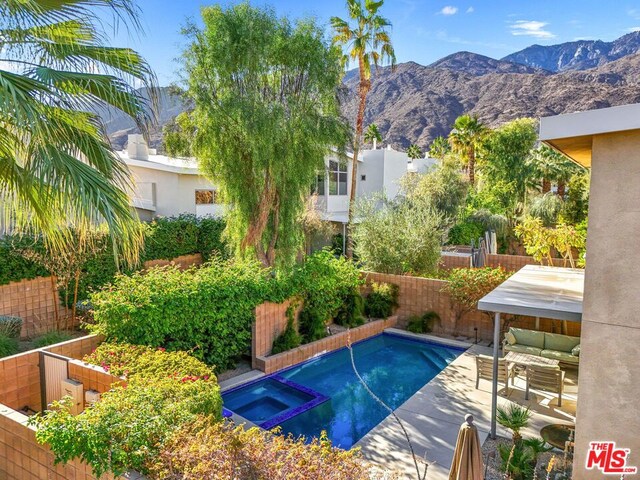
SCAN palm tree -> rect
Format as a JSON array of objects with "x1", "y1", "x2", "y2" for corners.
[
  {"x1": 364, "y1": 123, "x2": 382, "y2": 150},
  {"x1": 0, "y1": 0, "x2": 157, "y2": 265},
  {"x1": 428, "y1": 136, "x2": 450, "y2": 160},
  {"x1": 497, "y1": 403, "x2": 531, "y2": 445},
  {"x1": 531, "y1": 145, "x2": 561, "y2": 194},
  {"x1": 448, "y1": 114, "x2": 487, "y2": 186},
  {"x1": 332, "y1": 0, "x2": 396, "y2": 258},
  {"x1": 555, "y1": 156, "x2": 584, "y2": 198},
  {"x1": 406, "y1": 144, "x2": 422, "y2": 161}
]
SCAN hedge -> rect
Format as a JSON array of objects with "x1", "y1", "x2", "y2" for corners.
[
  {"x1": 0, "y1": 215, "x2": 227, "y2": 306},
  {"x1": 89, "y1": 257, "x2": 291, "y2": 370}
]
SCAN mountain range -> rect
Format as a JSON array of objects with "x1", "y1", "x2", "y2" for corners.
[{"x1": 106, "y1": 31, "x2": 640, "y2": 151}]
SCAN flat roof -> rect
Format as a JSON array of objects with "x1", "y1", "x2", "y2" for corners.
[
  {"x1": 477, "y1": 264, "x2": 584, "y2": 322},
  {"x1": 539, "y1": 103, "x2": 640, "y2": 167}
]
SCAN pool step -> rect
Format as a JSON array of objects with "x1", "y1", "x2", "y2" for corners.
[{"x1": 420, "y1": 351, "x2": 447, "y2": 371}]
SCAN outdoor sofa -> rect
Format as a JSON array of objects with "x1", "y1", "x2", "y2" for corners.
[{"x1": 503, "y1": 327, "x2": 580, "y2": 366}]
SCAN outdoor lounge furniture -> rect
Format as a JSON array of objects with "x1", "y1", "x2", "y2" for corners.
[
  {"x1": 525, "y1": 365, "x2": 565, "y2": 406},
  {"x1": 503, "y1": 327, "x2": 580, "y2": 365},
  {"x1": 475, "y1": 354, "x2": 515, "y2": 394}
]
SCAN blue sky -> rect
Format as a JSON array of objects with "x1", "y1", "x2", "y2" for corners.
[{"x1": 106, "y1": 1, "x2": 640, "y2": 85}]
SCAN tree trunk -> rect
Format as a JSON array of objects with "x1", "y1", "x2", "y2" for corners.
[
  {"x1": 542, "y1": 178, "x2": 551, "y2": 193},
  {"x1": 557, "y1": 181, "x2": 566, "y2": 198},
  {"x1": 242, "y1": 170, "x2": 275, "y2": 266},
  {"x1": 50, "y1": 275, "x2": 60, "y2": 331},
  {"x1": 71, "y1": 269, "x2": 80, "y2": 330},
  {"x1": 346, "y1": 57, "x2": 371, "y2": 259},
  {"x1": 468, "y1": 146, "x2": 475, "y2": 186}
]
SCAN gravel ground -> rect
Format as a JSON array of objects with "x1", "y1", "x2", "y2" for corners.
[
  {"x1": 217, "y1": 357, "x2": 253, "y2": 382},
  {"x1": 482, "y1": 435, "x2": 572, "y2": 480}
]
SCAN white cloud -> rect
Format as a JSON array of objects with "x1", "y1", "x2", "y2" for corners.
[
  {"x1": 466, "y1": 6, "x2": 474, "y2": 13},
  {"x1": 440, "y1": 6, "x2": 458, "y2": 15},
  {"x1": 627, "y1": 26, "x2": 640, "y2": 32},
  {"x1": 629, "y1": 9, "x2": 640, "y2": 20},
  {"x1": 510, "y1": 20, "x2": 556, "y2": 39}
]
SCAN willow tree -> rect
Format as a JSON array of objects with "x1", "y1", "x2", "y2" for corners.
[
  {"x1": 0, "y1": 0, "x2": 157, "y2": 265},
  {"x1": 182, "y1": 4, "x2": 349, "y2": 268},
  {"x1": 331, "y1": 0, "x2": 396, "y2": 258}
]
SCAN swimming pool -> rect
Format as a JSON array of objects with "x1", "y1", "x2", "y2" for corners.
[{"x1": 222, "y1": 332, "x2": 464, "y2": 449}]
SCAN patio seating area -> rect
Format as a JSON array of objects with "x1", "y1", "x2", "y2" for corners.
[{"x1": 354, "y1": 330, "x2": 578, "y2": 480}]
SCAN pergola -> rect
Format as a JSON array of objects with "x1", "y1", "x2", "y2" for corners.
[{"x1": 477, "y1": 264, "x2": 584, "y2": 438}]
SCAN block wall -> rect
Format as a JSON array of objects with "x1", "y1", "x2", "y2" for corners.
[{"x1": 143, "y1": 253, "x2": 203, "y2": 270}]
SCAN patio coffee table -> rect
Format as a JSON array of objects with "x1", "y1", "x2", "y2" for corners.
[{"x1": 504, "y1": 351, "x2": 560, "y2": 369}]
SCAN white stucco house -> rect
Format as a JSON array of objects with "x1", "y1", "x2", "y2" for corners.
[
  {"x1": 315, "y1": 145, "x2": 437, "y2": 224},
  {"x1": 120, "y1": 135, "x2": 223, "y2": 221},
  {"x1": 121, "y1": 135, "x2": 436, "y2": 227}
]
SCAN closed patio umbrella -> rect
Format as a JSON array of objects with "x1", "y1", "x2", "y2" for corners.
[{"x1": 449, "y1": 414, "x2": 484, "y2": 480}]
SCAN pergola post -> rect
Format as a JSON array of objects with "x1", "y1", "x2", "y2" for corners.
[{"x1": 491, "y1": 311, "x2": 501, "y2": 439}]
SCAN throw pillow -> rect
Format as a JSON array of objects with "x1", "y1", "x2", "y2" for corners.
[
  {"x1": 572, "y1": 344, "x2": 580, "y2": 356},
  {"x1": 505, "y1": 331, "x2": 516, "y2": 345}
]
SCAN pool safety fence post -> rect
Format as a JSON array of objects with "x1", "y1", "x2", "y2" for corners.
[{"x1": 490, "y1": 311, "x2": 500, "y2": 439}]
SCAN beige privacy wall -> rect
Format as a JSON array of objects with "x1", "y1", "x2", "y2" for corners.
[
  {"x1": 362, "y1": 272, "x2": 581, "y2": 340},
  {"x1": 0, "y1": 277, "x2": 66, "y2": 338},
  {"x1": 143, "y1": 253, "x2": 203, "y2": 270}
]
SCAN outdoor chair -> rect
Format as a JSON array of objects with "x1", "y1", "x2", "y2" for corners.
[
  {"x1": 475, "y1": 354, "x2": 515, "y2": 394},
  {"x1": 525, "y1": 365, "x2": 565, "y2": 406}
]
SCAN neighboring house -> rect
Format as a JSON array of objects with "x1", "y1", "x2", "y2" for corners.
[
  {"x1": 122, "y1": 135, "x2": 436, "y2": 229},
  {"x1": 314, "y1": 145, "x2": 437, "y2": 225},
  {"x1": 120, "y1": 135, "x2": 223, "y2": 221}
]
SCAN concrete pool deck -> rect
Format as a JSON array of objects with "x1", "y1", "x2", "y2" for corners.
[
  {"x1": 357, "y1": 328, "x2": 577, "y2": 480},
  {"x1": 218, "y1": 328, "x2": 577, "y2": 480}
]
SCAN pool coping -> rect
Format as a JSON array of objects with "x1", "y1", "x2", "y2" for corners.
[{"x1": 221, "y1": 329, "x2": 468, "y2": 435}]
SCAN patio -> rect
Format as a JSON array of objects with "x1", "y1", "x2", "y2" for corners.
[{"x1": 356, "y1": 329, "x2": 578, "y2": 480}]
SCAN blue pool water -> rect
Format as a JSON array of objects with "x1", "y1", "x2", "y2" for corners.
[{"x1": 223, "y1": 333, "x2": 463, "y2": 449}]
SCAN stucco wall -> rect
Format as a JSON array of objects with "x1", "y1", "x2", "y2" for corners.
[
  {"x1": 128, "y1": 164, "x2": 223, "y2": 218},
  {"x1": 573, "y1": 130, "x2": 640, "y2": 477}
]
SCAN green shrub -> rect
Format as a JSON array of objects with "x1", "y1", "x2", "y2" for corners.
[
  {"x1": 0, "y1": 334, "x2": 19, "y2": 358},
  {"x1": 271, "y1": 306, "x2": 302, "y2": 355},
  {"x1": 364, "y1": 282, "x2": 399, "y2": 319},
  {"x1": 447, "y1": 220, "x2": 484, "y2": 246},
  {"x1": 334, "y1": 290, "x2": 365, "y2": 328},
  {"x1": 293, "y1": 250, "x2": 364, "y2": 343},
  {"x1": 406, "y1": 311, "x2": 440, "y2": 334},
  {"x1": 90, "y1": 257, "x2": 288, "y2": 371},
  {"x1": 31, "y1": 344, "x2": 221, "y2": 477},
  {"x1": 33, "y1": 331, "x2": 74, "y2": 348},
  {"x1": 196, "y1": 216, "x2": 227, "y2": 261},
  {"x1": 498, "y1": 442, "x2": 535, "y2": 480},
  {"x1": 84, "y1": 342, "x2": 216, "y2": 380},
  {"x1": 0, "y1": 236, "x2": 48, "y2": 286},
  {"x1": 0, "y1": 315, "x2": 22, "y2": 338}
]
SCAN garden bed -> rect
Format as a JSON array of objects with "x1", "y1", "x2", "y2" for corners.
[{"x1": 254, "y1": 316, "x2": 397, "y2": 374}]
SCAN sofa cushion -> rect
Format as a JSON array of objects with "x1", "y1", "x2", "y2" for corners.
[
  {"x1": 540, "y1": 349, "x2": 579, "y2": 364},
  {"x1": 544, "y1": 332, "x2": 581, "y2": 353},
  {"x1": 510, "y1": 328, "x2": 545, "y2": 349},
  {"x1": 505, "y1": 331, "x2": 517, "y2": 345},
  {"x1": 504, "y1": 343, "x2": 543, "y2": 356},
  {"x1": 572, "y1": 344, "x2": 580, "y2": 357}
]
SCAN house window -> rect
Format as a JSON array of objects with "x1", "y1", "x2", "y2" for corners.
[
  {"x1": 361, "y1": 175, "x2": 366, "y2": 181},
  {"x1": 195, "y1": 190, "x2": 217, "y2": 205},
  {"x1": 329, "y1": 160, "x2": 347, "y2": 196}
]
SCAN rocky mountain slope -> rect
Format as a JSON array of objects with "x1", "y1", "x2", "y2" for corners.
[
  {"x1": 502, "y1": 31, "x2": 640, "y2": 72},
  {"x1": 106, "y1": 32, "x2": 640, "y2": 151}
]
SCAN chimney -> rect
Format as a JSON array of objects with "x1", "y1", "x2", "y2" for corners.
[{"x1": 127, "y1": 134, "x2": 149, "y2": 161}]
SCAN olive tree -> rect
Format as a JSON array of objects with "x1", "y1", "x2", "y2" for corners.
[
  {"x1": 352, "y1": 196, "x2": 444, "y2": 275},
  {"x1": 181, "y1": 4, "x2": 349, "y2": 268}
]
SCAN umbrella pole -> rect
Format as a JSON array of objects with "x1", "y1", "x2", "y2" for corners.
[{"x1": 491, "y1": 312, "x2": 501, "y2": 439}]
